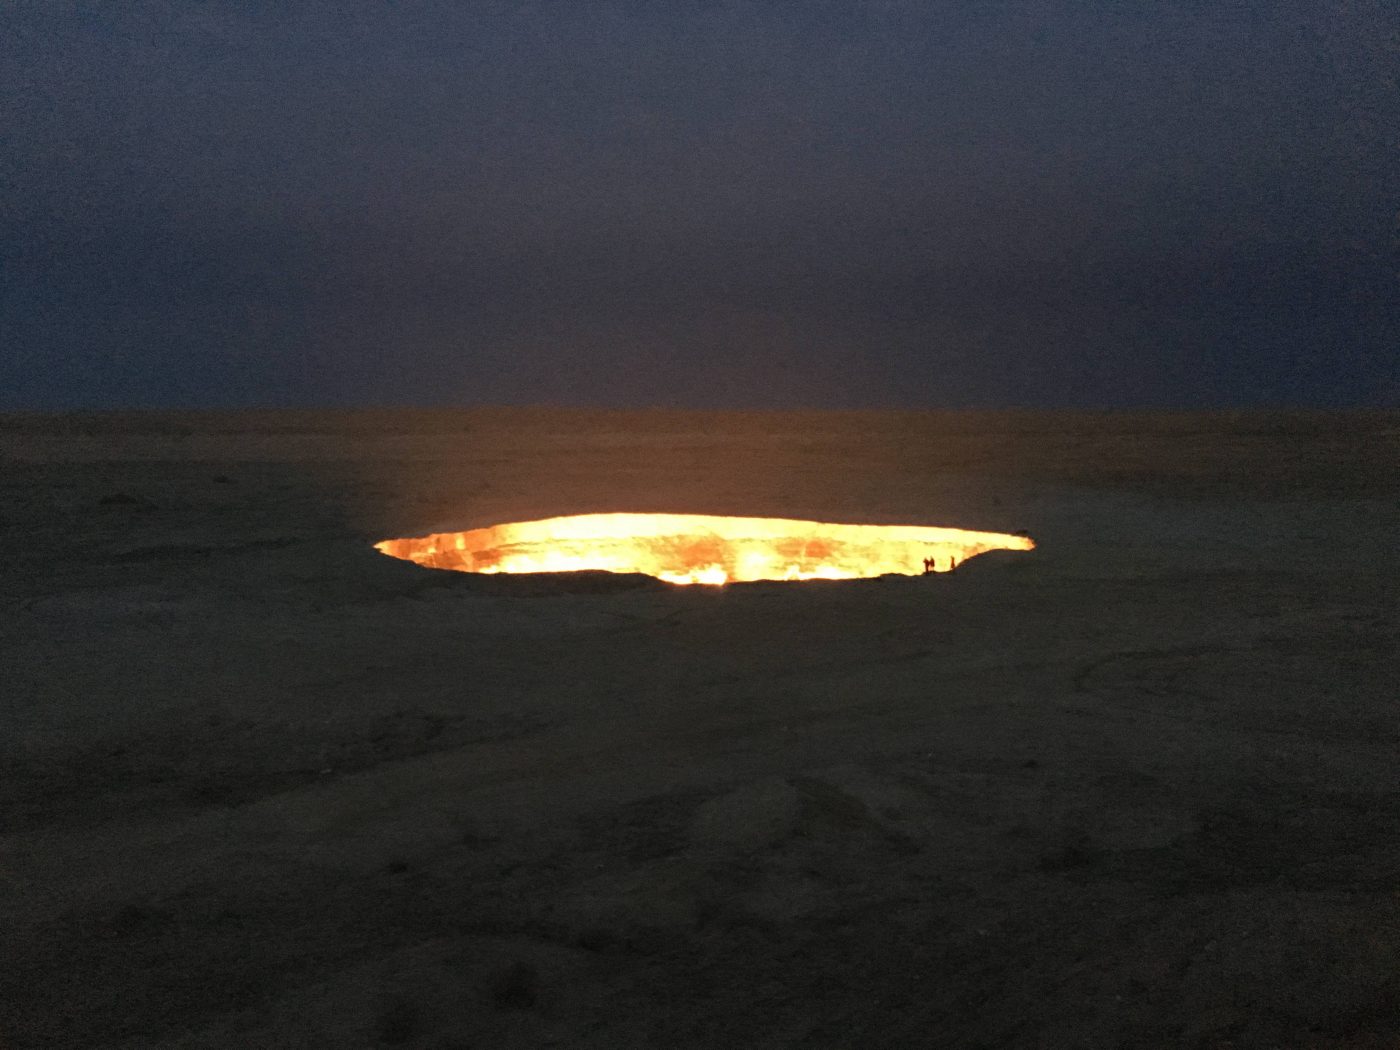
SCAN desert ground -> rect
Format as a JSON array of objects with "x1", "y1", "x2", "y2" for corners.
[{"x1": 2, "y1": 407, "x2": 1398, "y2": 1049}]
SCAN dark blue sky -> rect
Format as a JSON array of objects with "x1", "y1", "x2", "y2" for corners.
[{"x1": 3, "y1": 0, "x2": 1397, "y2": 410}]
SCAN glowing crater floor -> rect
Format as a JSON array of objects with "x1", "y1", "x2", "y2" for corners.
[{"x1": 376, "y1": 512, "x2": 1035, "y2": 585}]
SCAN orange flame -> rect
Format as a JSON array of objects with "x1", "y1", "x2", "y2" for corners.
[{"x1": 375, "y1": 513, "x2": 1033, "y2": 585}]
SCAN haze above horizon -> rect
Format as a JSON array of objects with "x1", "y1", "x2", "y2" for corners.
[{"x1": 4, "y1": 1, "x2": 1396, "y2": 411}]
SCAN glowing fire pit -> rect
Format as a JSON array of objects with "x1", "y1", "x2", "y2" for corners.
[{"x1": 376, "y1": 513, "x2": 1033, "y2": 586}]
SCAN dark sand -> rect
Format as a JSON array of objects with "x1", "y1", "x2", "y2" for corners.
[{"x1": 2, "y1": 408, "x2": 1398, "y2": 1048}]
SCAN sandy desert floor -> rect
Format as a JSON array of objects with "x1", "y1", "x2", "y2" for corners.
[{"x1": 2, "y1": 408, "x2": 1398, "y2": 1049}]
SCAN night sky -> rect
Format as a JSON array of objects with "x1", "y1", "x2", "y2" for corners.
[{"x1": 4, "y1": 1, "x2": 1397, "y2": 410}]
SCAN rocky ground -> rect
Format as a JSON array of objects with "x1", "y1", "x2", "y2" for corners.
[{"x1": 2, "y1": 408, "x2": 1398, "y2": 1048}]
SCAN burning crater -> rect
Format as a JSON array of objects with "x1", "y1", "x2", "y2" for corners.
[{"x1": 376, "y1": 513, "x2": 1034, "y2": 586}]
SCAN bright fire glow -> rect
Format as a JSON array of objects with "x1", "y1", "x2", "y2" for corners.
[{"x1": 375, "y1": 513, "x2": 1034, "y2": 586}]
